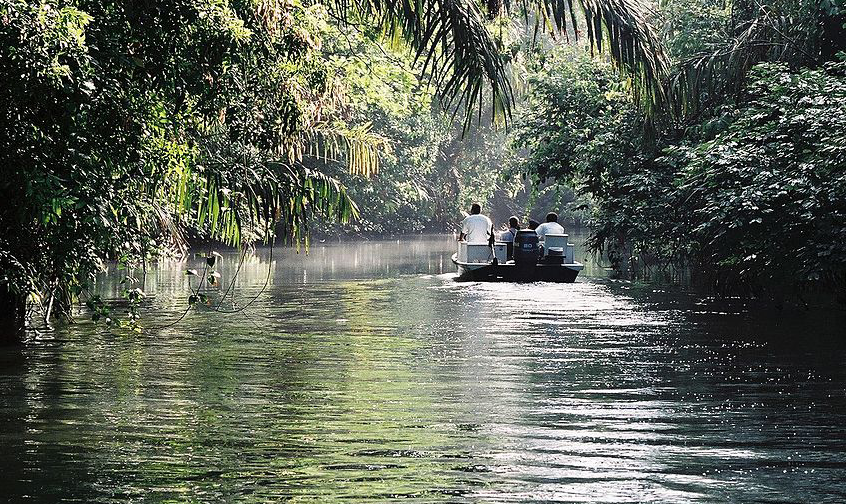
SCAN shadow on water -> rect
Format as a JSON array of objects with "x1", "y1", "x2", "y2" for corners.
[{"x1": 1, "y1": 234, "x2": 845, "y2": 502}]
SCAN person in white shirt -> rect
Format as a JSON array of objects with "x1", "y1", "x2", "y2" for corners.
[
  {"x1": 498, "y1": 216, "x2": 520, "y2": 242},
  {"x1": 459, "y1": 203, "x2": 494, "y2": 244},
  {"x1": 535, "y1": 212, "x2": 565, "y2": 242}
]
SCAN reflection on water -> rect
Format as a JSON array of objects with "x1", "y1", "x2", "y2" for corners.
[{"x1": 1, "y1": 234, "x2": 845, "y2": 502}]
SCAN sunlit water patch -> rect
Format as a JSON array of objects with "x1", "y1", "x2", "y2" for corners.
[{"x1": 1, "y1": 235, "x2": 845, "y2": 502}]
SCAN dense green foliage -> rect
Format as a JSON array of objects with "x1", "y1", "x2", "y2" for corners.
[
  {"x1": 512, "y1": 50, "x2": 658, "y2": 263},
  {"x1": 512, "y1": 0, "x2": 846, "y2": 301},
  {"x1": 311, "y1": 25, "x2": 450, "y2": 235},
  {"x1": 0, "y1": 1, "x2": 363, "y2": 331},
  {"x1": 4, "y1": 0, "x2": 843, "y2": 338},
  {"x1": 665, "y1": 61, "x2": 846, "y2": 296},
  {"x1": 309, "y1": 20, "x2": 525, "y2": 236},
  {"x1": 1, "y1": 0, "x2": 673, "y2": 336}
]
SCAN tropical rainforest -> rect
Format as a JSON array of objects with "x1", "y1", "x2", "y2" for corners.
[{"x1": 1, "y1": 0, "x2": 844, "y2": 339}]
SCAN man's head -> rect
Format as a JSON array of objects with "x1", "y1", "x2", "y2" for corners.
[
  {"x1": 508, "y1": 216, "x2": 519, "y2": 229},
  {"x1": 545, "y1": 212, "x2": 558, "y2": 223},
  {"x1": 528, "y1": 219, "x2": 540, "y2": 230},
  {"x1": 470, "y1": 203, "x2": 481, "y2": 215}
]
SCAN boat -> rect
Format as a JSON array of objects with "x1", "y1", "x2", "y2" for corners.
[{"x1": 451, "y1": 231, "x2": 584, "y2": 282}]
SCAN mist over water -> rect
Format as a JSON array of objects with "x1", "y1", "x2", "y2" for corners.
[{"x1": 2, "y1": 234, "x2": 845, "y2": 502}]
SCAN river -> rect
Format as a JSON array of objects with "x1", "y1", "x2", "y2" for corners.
[{"x1": 1, "y1": 234, "x2": 845, "y2": 502}]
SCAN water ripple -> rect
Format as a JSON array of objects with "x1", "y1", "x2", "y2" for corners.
[{"x1": 2, "y1": 236, "x2": 845, "y2": 502}]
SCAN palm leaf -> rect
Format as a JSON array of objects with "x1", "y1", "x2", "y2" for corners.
[
  {"x1": 301, "y1": 122, "x2": 387, "y2": 177},
  {"x1": 316, "y1": 0, "x2": 670, "y2": 121},
  {"x1": 143, "y1": 129, "x2": 359, "y2": 250},
  {"x1": 669, "y1": 0, "x2": 819, "y2": 118},
  {"x1": 321, "y1": 0, "x2": 514, "y2": 128},
  {"x1": 510, "y1": 0, "x2": 669, "y2": 113}
]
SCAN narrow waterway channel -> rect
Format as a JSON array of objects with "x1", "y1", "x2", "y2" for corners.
[{"x1": 1, "y1": 235, "x2": 845, "y2": 502}]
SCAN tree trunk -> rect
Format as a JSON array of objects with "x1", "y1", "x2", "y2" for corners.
[{"x1": 0, "y1": 287, "x2": 25, "y2": 345}]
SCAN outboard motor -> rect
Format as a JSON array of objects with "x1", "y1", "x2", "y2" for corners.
[{"x1": 513, "y1": 230, "x2": 540, "y2": 264}]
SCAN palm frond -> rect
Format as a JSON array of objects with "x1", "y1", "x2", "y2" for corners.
[
  {"x1": 490, "y1": 0, "x2": 669, "y2": 115},
  {"x1": 267, "y1": 162, "x2": 360, "y2": 246},
  {"x1": 301, "y1": 122, "x2": 387, "y2": 177},
  {"x1": 141, "y1": 131, "x2": 359, "y2": 250},
  {"x1": 578, "y1": 0, "x2": 669, "y2": 114},
  {"x1": 299, "y1": 167, "x2": 361, "y2": 223},
  {"x1": 321, "y1": 0, "x2": 514, "y2": 128},
  {"x1": 497, "y1": 0, "x2": 669, "y2": 114},
  {"x1": 669, "y1": 1, "x2": 819, "y2": 118}
]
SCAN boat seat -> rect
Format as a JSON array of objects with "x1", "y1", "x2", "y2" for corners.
[
  {"x1": 458, "y1": 241, "x2": 493, "y2": 263},
  {"x1": 543, "y1": 234, "x2": 568, "y2": 256}
]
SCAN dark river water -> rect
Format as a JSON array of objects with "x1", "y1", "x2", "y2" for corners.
[{"x1": 2, "y1": 235, "x2": 845, "y2": 502}]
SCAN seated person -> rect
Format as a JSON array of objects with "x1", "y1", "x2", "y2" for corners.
[
  {"x1": 498, "y1": 216, "x2": 520, "y2": 242},
  {"x1": 498, "y1": 216, "x2": 520, "y2": 260},
  {"x1": 459, "y1": 203, "x2": 493, "y2": 244},
  {"x1": 535, "y1": 212, "x2": 565, "y2": 242}
]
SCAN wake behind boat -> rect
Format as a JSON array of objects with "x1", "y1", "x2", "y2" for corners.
[{"x1": 451, "y1": 230, "x2": 584, "y2": 282}]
